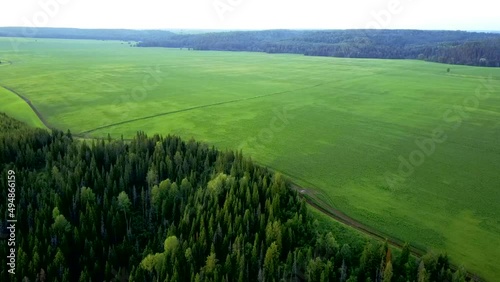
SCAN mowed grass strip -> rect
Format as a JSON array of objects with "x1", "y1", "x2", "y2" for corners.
[{"x1": 0, "y1": 37, "x2": 499, "y2": 280}]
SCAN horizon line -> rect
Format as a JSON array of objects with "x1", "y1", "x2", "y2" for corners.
[{"x1": 0, "y1": 26, "x2": 499, "y2": 33}]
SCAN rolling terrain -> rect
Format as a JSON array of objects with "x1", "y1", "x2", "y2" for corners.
[{"x1": 0, "y1": 37, "x2": 499, "y2": 280}]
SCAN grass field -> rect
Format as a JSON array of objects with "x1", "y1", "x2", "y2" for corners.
[
  {"x1": 0, "y1": 86, "x2": 47, "y2": 129},
  {"x1": 0, "y1": 37, "x2": 499, "y2": 280}
]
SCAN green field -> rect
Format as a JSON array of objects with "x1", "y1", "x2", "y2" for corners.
[
  {"x1": 0, "y1": 86, "x2": 47, "y2": 129},
  {"x1": 1, "y1": 37, "x2": 499, "y2": 280}
]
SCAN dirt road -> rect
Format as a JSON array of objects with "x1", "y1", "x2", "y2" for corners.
[{"x1": 291, "y1": 183, "x2": 483, "y2": 281}]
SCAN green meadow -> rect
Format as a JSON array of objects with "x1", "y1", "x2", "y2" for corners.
[
  {"x1": 0, "y1": 37, "x2": 499, "y2": 280},
  {"x1": 0, "y1": 85, "x2": 47, "y2": 129}
]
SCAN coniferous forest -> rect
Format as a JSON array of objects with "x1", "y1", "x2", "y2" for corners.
[
  {"x1": 0, "y1": 113, "x2": 472, "y2": 281},
  {"x1": 136, "y1": 30, "x2": 500, "y2": 67}
]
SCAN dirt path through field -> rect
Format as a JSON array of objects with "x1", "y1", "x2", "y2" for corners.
[
  {"x1": 78, "y1": 82, "x2": 330, "y2": 135},
  {"x1": 0, "y1": 85, "x2": 54, "y2": 130},
  {"x1": 291, "y1": 183, "x2": 426, "y2": 255},
  {"x1": 291, "y1": 183, "x2": 483, "y2": 281}
]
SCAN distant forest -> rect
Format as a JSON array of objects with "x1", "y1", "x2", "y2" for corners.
[
  {"x1": 0, "y1": 27, "x2": 499, "y2": 67},
  {"x1": 137, "y1": 30, "x2": 500, "y2": 67},
  {"x1": 0, "y1": 27, "x2": 174, "y2": 42},
  {"x1": 0, "y1": 113, "x2": 474, "y2": 281}
]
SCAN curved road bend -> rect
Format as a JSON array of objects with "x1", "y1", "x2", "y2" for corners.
[{"x1": 291, "y1": 184, "x2": 483, "y2": 281}]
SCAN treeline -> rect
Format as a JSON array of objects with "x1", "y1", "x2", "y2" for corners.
[
  {"x1": 0, "y1": 113, "x2": 473, "y2": 281},
  {"x1": 1, "y1": 27, "x2": 498, "y2": 67},
  {"x1": 0, "y1": 27, "x2": 174, "y2": 42},
  {"x1": 137, "y1": 29, "x2": 500, "y2": 67}
]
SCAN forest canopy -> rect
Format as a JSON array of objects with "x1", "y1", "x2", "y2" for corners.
[
  {"x1": 0, "y1": 113, "x2": 474, "y2": 281},
  {"x1": 136, "y1": 29, "x2": 500, "y2": 67}
]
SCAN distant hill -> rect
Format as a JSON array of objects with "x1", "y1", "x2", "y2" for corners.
[
  {"x1": 0, "y1": 27, "x2": 174, "y2": 42},
  {"x1": 0, "y1": 27, "x2": 498, "y2": 67},
  {"x1": 471, "y1": 30, "x2": 500, "y2": 34},
  {"x1": 166, "y1": 29, "x2": 232, "y2": 34}
]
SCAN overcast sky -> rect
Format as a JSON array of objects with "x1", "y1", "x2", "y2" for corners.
[{"x1": 0, "y1": 0, "x2": 498, "y2": 31}]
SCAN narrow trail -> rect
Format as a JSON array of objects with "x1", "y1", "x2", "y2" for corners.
[
  {"x1": 2, "y1": 81, "x2": 324, "y2": 136},
  {"x1": 78, "y1": 82, "x2": 327, "y2": 135},
  {"x1": 291, "y1": 183, "x2": 426, "y2": 255},
  {"x1": 79, "y1": 71, "x2": 388, "y2": 135},
  {"x1": 0, "y1": 85, "x2": 54, "y2": 130},
  {"x1": 290, "y1": 184, "x2": 484, "y2": 281}
]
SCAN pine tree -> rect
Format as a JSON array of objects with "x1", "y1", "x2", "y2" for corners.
[
  {"x1": 383, "y1": 261, "x2": 393, "y2": 282},
  {"x1": 418, "y1": 261, "x2": 428, "y2": 282}
]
